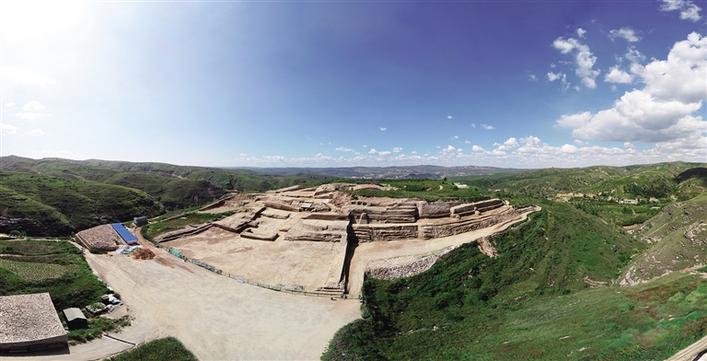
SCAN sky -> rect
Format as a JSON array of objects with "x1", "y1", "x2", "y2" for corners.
[{"x1": 0, "y1": 0, "x2": 705, "y2": 168}]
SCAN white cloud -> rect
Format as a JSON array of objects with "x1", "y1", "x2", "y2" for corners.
[
  {"x1": 576, "y1": 27, "x2": 587, "y2": 38},
  {"x1": 16, "y1": 100, "x2": 52, "y2": 120},
  {"x1": 464, "y1": 139, "x2": 471, "y2": 144},
  {"x1": 379, "y1": 127, "x2": 387, "y2": 132},
  {"x1": 560, "y1": 144, "x2": 578, "y2": 153},
  {"x1": 480, "y1": 123, "x2": 495, "y2": 130},
  {"x1": 392, "y1": 147, "x2": 403, "y2": 153},
  {"x1": 552, "y1": 36, "x2": 600, "y2": 88},
  {"x1": 0, "y1": 122, "x2": 18, "y2": 134},
  {"x1": 25, "y1": 128, "x2": 45, "y2": 137},
  {"x1": 604, "y1": 67, "x2": 633, "y2": 84},
  {"x1": 609, "y1": 27, "x2": 640, "y2": 42},
  {"x1": 641, "y1": 32, "x2": 707, "y2": 103},
  {"x1": 660, "y1": 0, "x2": 702, "y2": 21},
  {"x1": 230, "y1": 131, "x2": 706, "y2": 168},
  {"x1": 528, "y1": 73, "x2": 537, "y2": 81},
  {"x1": 335, "y1": 146, "x2": 354, "y2": 152},
  {"x1": 556, "y1": 112, "x2": 592, "y2": 128},
  {"x1": 547, "y1": 71, "x2": 570, "y2": 90},
  {"x1": 452, "y1": 135, "x2": 459, "y2": 140},
  {"x1": 624, "y1": 46, "x2": 646, "y2": 65},
  {"x1": 447, "y1": 115, "x2": 453, "y2": 119},
  {"x1": 558, "y1": 32, "x2": 707, "y2": 151}
]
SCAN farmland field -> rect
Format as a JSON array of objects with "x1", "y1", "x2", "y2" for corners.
[
  {"x1": 0, "y1": 258, "x2": 74, "y2": 281},
  {"x1": 0, "y1": 239, "x2": 108, "y2": 310}
]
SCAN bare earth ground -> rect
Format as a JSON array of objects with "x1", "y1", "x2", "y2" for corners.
[
  {"x1": 347, "y1": 206, "x2": 540, "y2": 297},
  {"x1": 3, "y1": 244, "x2": 360, "y2": 361},
  {"x1": 167, "y1": 226, "x2": 348, "y2": 291}
]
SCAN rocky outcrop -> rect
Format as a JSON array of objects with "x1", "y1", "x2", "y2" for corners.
[
  {"x1": 213, "y1": 207, "x2": 264, "y2": 233},
  {"x1": 285, "y1": 220, "x2": 348, "y2": 242},
  {"x1": 352, "y1": 224, "x2": 419, "y2": 242},
  {"x1": 417, "y1": 201, "x2": 457, "y2": 218},
  {"x1": 240, "y1": 230, "x2": 278, "y2": 241},
  {"x1": 366, "y1": 254, "x2": 439, "y2": 280},
  {"x1": 347, "y1": 203, "x2": 418, "y2": 224},
  {"x1": 155, "y1": 223, "x2": 212, "y2": 243},
  {"x1": 420, "y1": 210, "x2": 517, "y2": 239},
  {"x1": 450, "y1": 198, "x2": 503, "y2": 217}
]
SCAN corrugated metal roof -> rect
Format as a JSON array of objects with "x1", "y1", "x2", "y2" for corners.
[
  {"x1": 62, "y1": 307, "x2": 85, "y2": 322},
  {"x1": 111, "y1": 223, "x2": 138, "y2": 245}
]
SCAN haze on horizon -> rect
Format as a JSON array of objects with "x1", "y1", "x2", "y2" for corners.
[{"x1": 0, "y1": 0, "x2": 705, "y2": 169}]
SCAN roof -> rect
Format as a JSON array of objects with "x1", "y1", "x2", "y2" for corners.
[
  {"x1": 0, "y1": 293, "x2": 66, "y2": 344},
  {"x1": 111, "y1": 223, "x2": 138, "y2": 245},
  {"x1": 62, "y1": 307, "x2": 86, "y2": 322},
  {"x1": 76, "y1": 224, "x2": 122, "y2": 251}
]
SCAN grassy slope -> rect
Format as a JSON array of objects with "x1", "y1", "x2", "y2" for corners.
[
  {"x1": 352, "y1": 179, "x2": 487, "y2": 201},
  {"x1": 619, "y1": 193, "x2": 707, "y2": 285},
  {"x1": 0, "y1": 156, "x2": 338, "y2": 236},
  {"x1": 140, "y1": 211, "x2": 234, "y2": 240},
  {"x1": 0, "y1": 239, "x2": 108, "y2": 310},
  {"x1": 323, "y1": 200, "x2": 707, "y2": 361},
  {"x1": 0, "y1": 171, "x2": 163, "y2": 235},
  {"x1": 107, "y1": 337, "x2": 197, "y2": 361},
  {"x1": 457, "y1": 162, "x2": 705, "y2": 200}
]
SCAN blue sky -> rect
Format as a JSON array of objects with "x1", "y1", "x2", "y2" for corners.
[{"x1": 0, "y1": 0, "x2": 705, "y2": 168}]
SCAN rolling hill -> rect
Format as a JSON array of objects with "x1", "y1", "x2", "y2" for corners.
[
  {"x1": 0, "y1": 156, "x2": 336, "y2": 236},
  {"x1": 323, "y1": 200, "x2": 706, "y2": 361}
]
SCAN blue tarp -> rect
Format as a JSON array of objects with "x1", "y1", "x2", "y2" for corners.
[{"x1": 111, "y1": 223, "x2": 138, "y2": 245}]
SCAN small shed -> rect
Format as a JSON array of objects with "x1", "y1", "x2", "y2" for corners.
[
  {"x1": 133, "y1": 216, "x2": 149, "y2": 227},
  {"x1": 62, "y1": 308, "x2": 87, "y2": 330}
]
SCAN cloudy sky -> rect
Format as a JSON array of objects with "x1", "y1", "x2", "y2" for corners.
[{"x1": 0, "y1": 0, "x2": 705, "y2": 168}]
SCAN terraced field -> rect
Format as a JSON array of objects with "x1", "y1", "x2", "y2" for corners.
[
  {"x1": 0, "y1": 258, "x2": 75, "y2": 281},
  {"x1": 0, "y1": 239, "x2": 108, "y2": 310}
]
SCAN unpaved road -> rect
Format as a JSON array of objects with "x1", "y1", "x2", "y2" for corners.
[
  {"x1": 347, "y1": 206, "x2": 540, "y2": 297},
  {"x1": 668, "y1": 335, "x2": 707, "y2": 361},
  {"x1": 4, "y1": 245, "x2": 361, "y2": 361}
]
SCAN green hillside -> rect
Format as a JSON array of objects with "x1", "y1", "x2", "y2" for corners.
[
  {"x1": 0, "y1": 172, "x2": 163, "y2": 236},
  {"x1": 0, "y1": 156, "x2": 337, "y2": 236},
  {"x1": 619, "y1": 193, "x2": 707, "y2": 286},
  {"x1": 457, "y1": 162, "x2": 705, "y2": 200},
  {"x1": 0, "y1": 155, "x2": 335, "y2": 194},
  {"x1": 324, "y1": 201, "x2": 705, "y2": 361}
]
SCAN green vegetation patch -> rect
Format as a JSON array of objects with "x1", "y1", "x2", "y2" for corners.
[
  {"x1": 68, "y1": 315, "x2": 131, "y2": 344},
  {"x1": 321, "y1": 201, "x2": 707, "y2": 361},
  {"x1": 0, "y1": 239, "x2": 108, "y2": 310},
  {"x1": 0, "y1": 258, "x2": 74, "y2": 281},
  {"x1": 107, "y1": 337, "x2": 197, "y2": 361},
  {"x1": 352, "y1": 179, "x2": 487, "y2": 201},
  {"x1": 141, "y1": 211, "x2": 234, "y2": 240},
  {"x1": 571, "y1": 199, "x2": 664, "y2": 227}
]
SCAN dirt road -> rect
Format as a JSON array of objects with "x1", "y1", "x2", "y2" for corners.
[
  {"x1": 668, "y1": 335, "x2": 707, "y2": 361},
  {"x1": 5, "y1": 245, "x2": 361, "y2": 361},
  {"x1": 346, "y1": 206, "x2": 540, "y2": 297}
]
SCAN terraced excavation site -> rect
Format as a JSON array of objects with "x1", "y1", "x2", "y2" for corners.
[{"x1": 154, "y1": 183, "x2": 538, "y2": 297}]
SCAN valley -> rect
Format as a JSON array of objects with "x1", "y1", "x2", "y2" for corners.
[{"x1": 0, "y1": 159, "x2": 705, "y2": 361}]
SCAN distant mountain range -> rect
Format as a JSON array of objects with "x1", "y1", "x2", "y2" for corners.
[{"x1": 238, "y1": 165, "x2": 521, "y2": 179}]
